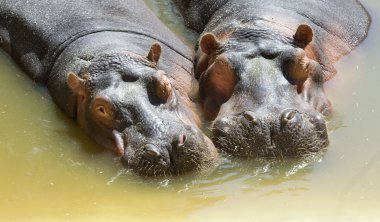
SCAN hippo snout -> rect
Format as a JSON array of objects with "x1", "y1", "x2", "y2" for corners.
[
  {"x1": 140, "y1": 134, "x2": 188, "y2": 169},
  {"x1": 122, "y1": 126, "x2": 219, "y2": 177},
  {"x1": 212, "y1": 109, "x2": 329, "y2": 158}
]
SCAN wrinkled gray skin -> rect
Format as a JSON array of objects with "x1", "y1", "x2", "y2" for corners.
[
  {"x1": 0, "y1": 0, "x2": 219, "y2": 176},
  {"x1": 173, "y1": 0, "x2": 371, "y2": 157}
]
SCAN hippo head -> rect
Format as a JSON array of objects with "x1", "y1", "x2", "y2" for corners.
[
  {"x1": 67, "y1": 43, "x2": 218, "y2": 176},
  {"x1": 195, "y1": 24, "x2": 330, "y2": 158}
]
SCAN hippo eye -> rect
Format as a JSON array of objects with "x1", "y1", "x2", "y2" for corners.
[
  {"x1": 92, "y1": 97, "x2": 116, "y2": 127},
  {"x1": 121, "y1": 73, "x2": 139, "y2": 82},
  {"x1": 96, "y1": 106, "x2": 106, "y2": 115},
  {"x1": 261, "y1": 50, "x2": 279, "y2": 60},
  {"x1": 199, "y1": 55, "x2": 238, "y2": 119},
  {"x1": 94, "y1": 104, "x2": 113, "y2": 119},
  {"x1": 281, "y1": 48, "x2": 309, "y2": 85}
]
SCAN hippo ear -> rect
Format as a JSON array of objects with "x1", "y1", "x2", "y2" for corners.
[
  {"x1": 67, "y1": 72, "x2": 86, "y2": 96},
  {"x1": 153, "y1": 70, "x2": 173, "y2": 102},
  {"x1": 293, "y1": 24, "x2": 314, "y2": 47},
  {"x1": 200, "y1": 33, "x2": 220, "y2": 55},
  {"x1": 147, "y1": 42, "x2": 162, "y2": 64}
]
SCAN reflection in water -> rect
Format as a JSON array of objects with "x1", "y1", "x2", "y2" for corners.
[
  {"x1": 336, "y1": 148, "x2": 380, "y2": 217},
  {"x1": 144, "y1": 0, "x2": 198, "y2": 45},
  {"x1": 197, "y1": 153, "x2": 324, "y2": 195}
]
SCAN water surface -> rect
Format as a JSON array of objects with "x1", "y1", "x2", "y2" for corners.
[{"x1": 0, "y1": 0, "x2": 380, "y2": 221}]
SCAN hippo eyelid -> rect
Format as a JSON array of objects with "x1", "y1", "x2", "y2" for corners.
[
  {"x1": 92, "y1": 96, "x2": 117, "y2": 120},
  {"x1": 121, "y1": 73, "x2": 139, "y2": 82},
  {"x1": 261, "y1": 51, "x2": 280, "y2": 60},
  {"x1": 94, "y1": 103, "x2": 114, "y2": 119},
  {"x1": 97, "y1": 105, "x2": 106, "y2": 114}
]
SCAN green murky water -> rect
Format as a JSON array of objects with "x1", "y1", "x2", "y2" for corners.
[{"x1": 1, "y1": 0, "x2": 379, "y2": 221}]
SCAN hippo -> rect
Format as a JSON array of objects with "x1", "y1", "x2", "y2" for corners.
[
  {"x1": 0, "y1": 0, "x2": 219, "y2": 176},
  {"x1": 172, "y1": 0, "x2": 371, "y2": 157}
]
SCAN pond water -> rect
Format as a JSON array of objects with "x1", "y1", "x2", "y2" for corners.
[{"x1": 1, "y1": 0, "x2": 379, "y2": 221}]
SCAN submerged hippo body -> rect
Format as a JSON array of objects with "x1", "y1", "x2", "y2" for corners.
[
  {"x1": 173, "y1": 0, "x2": 371, "y2": 157},
  {"x1": 0, "y1": 0, "x2": 219, "y2": 176}
]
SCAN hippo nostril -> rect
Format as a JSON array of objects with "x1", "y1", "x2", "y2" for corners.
[
  {"x1": 243, "y1": 111, "x2": 258, "y2": 124},
  {"x1": 213, "y1": 117, "x2": 229, "y2": 130},
  {"x1": 286, "y1": 111, "x2": 297, "y2": 121},
  {"x1": 315, "y1": 114, "x2": 325, "y2": 124},
  {"x1": 146, "y1": 149, "x2": 160, "y2": 157},
  {"x1": 219, "y1": 117, "x2": 229, "y2": 125},
  {"x1": 311, "y1": 114, "x2": 327, "y2": 131},
  {"x1": 143, "y1": 144, "x2": 161, "y2": 158},
  {"x1": 178, "y1": 134, "x2": 187, "y2": 147},
  {"x1": 281, "y1": 110, "x2": 300, "y2": 125}
]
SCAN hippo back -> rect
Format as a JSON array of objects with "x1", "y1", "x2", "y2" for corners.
[
  {"x1": 172, "y1": 0, "x2": 229, "y2": 33},
  {"x1": 0, "y1": 0, "x2": 192, "y2": 82},
  {"x1": 174, "y1": 0, "x2": 371, "y2": 79}
]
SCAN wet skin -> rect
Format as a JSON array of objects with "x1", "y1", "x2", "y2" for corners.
[
  {"x1": 0, "y1": 0, "x2": 218, "y2": 176},
  {"x1": 198, "y1": 28, "x2": 330, "y2": 157},
  {"x1": 173, "y1": 0, "x2": 371, "y2": 158},
  {"x1": 65, "y1": 48, "x2": 218, "y2": 176}
]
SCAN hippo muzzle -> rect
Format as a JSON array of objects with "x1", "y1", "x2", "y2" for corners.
[
  {"x1": 212, "y1": 108, "x2": 329, "y2": 158},
  {"x1": 121, "y1": 124, "x2": 217, "y2": 176}
]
